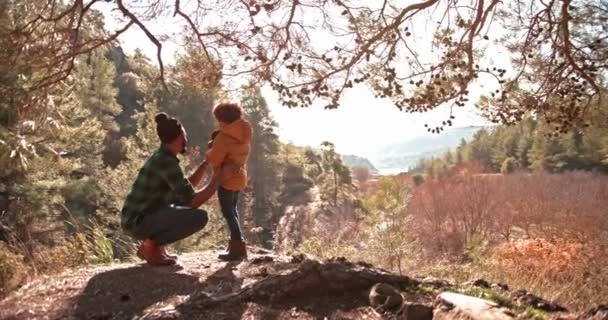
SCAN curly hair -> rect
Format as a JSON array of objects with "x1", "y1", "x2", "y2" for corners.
[{"x1": 213, "y1": 102, "x2": 242, "y2": 124}]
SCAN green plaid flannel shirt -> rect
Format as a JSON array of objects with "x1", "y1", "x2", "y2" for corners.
[{"x1": 121, "y1": 147, "x2": 195, "y2": 231}]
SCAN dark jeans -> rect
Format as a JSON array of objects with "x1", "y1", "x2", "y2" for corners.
[
  {"x1": 131, "y1": 205, "x2": 208, "y2": 246},
  {"x1": 217, "y1": 186, "x2": 243, "y2": 241}
]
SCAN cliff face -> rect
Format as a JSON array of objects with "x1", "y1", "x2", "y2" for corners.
[
  {"x1": 273, "y1": 163, "x2": 362, "y2": 254},
  {"x1": 274, "y1": 185, "x2": 360, "y2": 254},
  {"x1": 1, "y1": 249, "x2": 602, "y2": 320}
]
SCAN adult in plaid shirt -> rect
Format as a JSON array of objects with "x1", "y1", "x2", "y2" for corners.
[{"x1": 121, "y1": 112, "x2": 238, "y2": 266}]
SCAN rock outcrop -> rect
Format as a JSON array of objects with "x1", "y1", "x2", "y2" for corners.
[{"x1": 0, "y1": 250, "x2": 598, "y2": 320}]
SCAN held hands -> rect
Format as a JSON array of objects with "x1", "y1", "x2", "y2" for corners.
[{"x1": 200, "y1": 159, "x2": 209, "y2": 170}]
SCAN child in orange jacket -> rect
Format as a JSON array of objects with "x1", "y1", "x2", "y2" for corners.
[{"x1": 205, "y1": 102, "x2": 252, "y2": 260}]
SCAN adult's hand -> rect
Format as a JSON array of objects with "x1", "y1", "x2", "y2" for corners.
[
  {"x1": 189, "y1": 159, "x2": 209, "y2": 187},
  {"x1": 199, "y1": 159, "x2": 209, "y2": 171}
]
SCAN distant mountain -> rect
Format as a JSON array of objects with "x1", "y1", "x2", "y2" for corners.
[
  {"x1": 290, "y1": 126, "x2": 484, "y2": 175},
  {"x1": 341, "y1": 154, "x2": 378, "y2": 173},
  {"x1": 368, "y1": 126, "x2": 484, "y2": 172}
]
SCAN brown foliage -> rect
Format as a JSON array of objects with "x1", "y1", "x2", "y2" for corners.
[
  {"x1": 352, "y1": 167, "x2": 371, "y2": 193},
  {"x1": 409, "y1": 170, "x2": 608, "y2": 259},
  {"x1": 406, "y1": 170, "x2": 608, "y2": 309},
  {"x1": 489, "y1": 238, "x2": 608, "y2": 309},
  {"x1": 0, "y1": 242, "x2": 28, "y2": 297},
  {"x1": 491, "y1": 238, "x2": 584, "y2": 282},
  {"x1": 352, "y1": 167, "x2": 371, "y2": 185}
]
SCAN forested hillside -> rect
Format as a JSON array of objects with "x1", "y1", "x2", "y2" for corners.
[
  {"x1": 0, "y1": 23, "x2": 314, "y2": 294},
  {"x1": 413, "y1": 104, "x2": 608, "y2": 176}
]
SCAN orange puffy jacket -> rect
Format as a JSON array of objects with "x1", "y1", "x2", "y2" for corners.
[{"x1": 206, "y1": 118, "x2": 252, "y2": 191}]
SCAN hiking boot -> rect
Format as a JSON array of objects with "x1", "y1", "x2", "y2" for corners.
[
  {"x1": 217, "y1": 240, "x2": 232, "y2": 259},
  {"x1": 158, "y1": 246, "x2": 178, "y2": 260},
  {"x1": 218, "y1": 239, "x2": 247, "y2": 261},
  {"x1": 137, "y1": 239, "x2": 176, "y2": 266},
  {"x1": 136, "y1": 240, "x2": 150, "y2": 260}
]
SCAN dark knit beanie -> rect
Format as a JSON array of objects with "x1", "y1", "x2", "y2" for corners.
[{"x1": 155, "y1": 112, "x2": 183, "y2": 144}]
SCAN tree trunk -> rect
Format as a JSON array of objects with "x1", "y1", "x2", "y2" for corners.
[{"x1": 333, "y1": 169, "x2": 338, "y2": 206}]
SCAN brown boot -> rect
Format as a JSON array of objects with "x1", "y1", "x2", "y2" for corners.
[
  {"x1": 158, "y1": 246, "x2": 178, "y2": 260},
  {"x1": 218, "y1": 240, "x2": 247, "y2": 261},
  {"x1": 137, "y1": 239, "x2": 176, "y2": 266},
  {"x1": 217, "y1": 240, "x2": 232, "y2": 259}
]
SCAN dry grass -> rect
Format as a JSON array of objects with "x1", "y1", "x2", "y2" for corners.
[
  {"x1": 0, "y1": 231, "x2": 118, "y2": 299},
  {"x1": 486, "y1": 239, "x2": 608, "y2": 309}
]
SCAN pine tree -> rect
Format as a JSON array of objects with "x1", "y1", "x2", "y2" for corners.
[
  {"x1": 241, "y1": 86, "x2": 281, "y2": 247},
  {"x1": 114, "y1": 50, "x2": 157, "y2": 138},
  {"x1": 443, "y1": 150, "x2": 454, "y2": 165},
  {"x1": 74, "y1": 50, "x2": 122, "y2": 167},
  {"x1": 455, "y1": 138, "x2": 467, "y2": 164},
  {"x1": 319, "y1": 142, "x2": 353, "y2": 206},
  {"x1": 468, "y1": 129, "x2": 493, "y2": 169},
  {"x1": 516, "y1": 120, "x2": 535, "y2": 169},
  {"x1": 159, "y1": 46, "x2": 220, "y2": 152},
  {"x1": 76, "y1": 50, "x2": 121, "y2": 133},
  {"x1": 304, "y1": 148, "x2": 323, "y2": 179}
]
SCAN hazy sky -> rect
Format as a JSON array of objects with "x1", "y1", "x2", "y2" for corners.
[
  {"x1": 98, "y1": 2, "x2": 490, "y2": 156},
  {"x1": 263, "y1": 87, "x2": 487, "y2": 155}
]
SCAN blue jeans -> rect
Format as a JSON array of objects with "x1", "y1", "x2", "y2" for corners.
[
  {"x1": 217, "y1": 187, "x2": 243, "y2": 241},
  {"x1": 131, "y1": 205, "x2": 208, "y2": 246}
]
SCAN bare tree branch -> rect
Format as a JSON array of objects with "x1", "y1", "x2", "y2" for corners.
[
  {"x1": 3, "y1": 0, "x2": 607, "y2": 132},
  {"x1": 116, "y1": 0, "x2": 168, "y2": 91}
]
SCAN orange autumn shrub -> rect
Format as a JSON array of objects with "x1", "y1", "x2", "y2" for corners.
[{"x1": 491, "y1": 238, "x2": 584, "y2": 282}]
